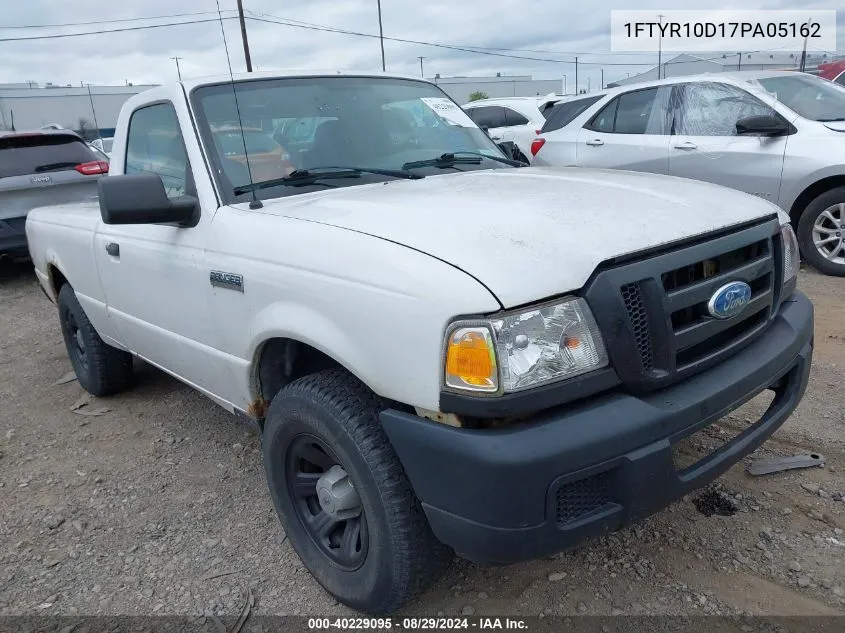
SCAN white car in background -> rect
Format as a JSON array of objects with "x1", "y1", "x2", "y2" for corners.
[
  {"x1": 462, "y1": 95, "x2": 564, "y2": 162},
  {"x1": 90, "y1": 137, "x2": 114, "y2": 157},
  {"x1": 531, "y1": 71, "x2": 845, "y2": 277}
]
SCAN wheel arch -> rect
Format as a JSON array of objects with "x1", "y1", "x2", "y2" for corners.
[
  {"x1": 246, "y1": 304, "x2": 381, "y2": 420},
  {"x1": 787, "y1": 174, "x2": 845, "y2": 225}
]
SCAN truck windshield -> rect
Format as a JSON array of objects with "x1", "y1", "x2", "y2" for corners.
[
  {"x1": 753, "y1": 74, "x2": 845, "y2": 122},
  {"x1": 191, "y1": 76, "x2": 508, "y2": 201}
]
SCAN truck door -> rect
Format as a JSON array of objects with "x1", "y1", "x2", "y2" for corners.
[{"x1": 93, "y1": 98, "x2": 234, "y2": 407}]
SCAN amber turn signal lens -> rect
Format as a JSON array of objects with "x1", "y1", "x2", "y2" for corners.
[{"x1": 444, "y1": 327, "x2": 498, "y2": 392}]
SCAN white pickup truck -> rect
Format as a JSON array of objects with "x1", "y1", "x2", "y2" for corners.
[{"x1": 26, "y1": 71, "x2": 813, "y2": 614}]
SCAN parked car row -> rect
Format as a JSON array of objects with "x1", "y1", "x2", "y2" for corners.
[{"x1": 474, "y1": 71, "x2": 845, "y2": 276}]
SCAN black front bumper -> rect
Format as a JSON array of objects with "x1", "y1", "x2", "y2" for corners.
[{"x1": 381, "y1": 292, "x2": 813, "y2": 564}]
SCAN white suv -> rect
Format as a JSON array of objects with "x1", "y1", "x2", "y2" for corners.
[
  {"x1": 532, "y1": 71, "x2": 845, "y2": 276},
  {"x1": 463, "y1": 95, "x2": 563, "y2": 163}
]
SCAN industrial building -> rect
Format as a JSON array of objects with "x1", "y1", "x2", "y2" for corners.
[
  {"x1": 428, "y1": 74, "x2": 563, "y2": 104},
  {"x1": 0, "y1": 82, "x2": 156, "y2": 136}
]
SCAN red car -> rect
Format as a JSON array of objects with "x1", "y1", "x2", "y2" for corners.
[{"x1": 818, "y1": 60, "x2": 845, "y2": 85}]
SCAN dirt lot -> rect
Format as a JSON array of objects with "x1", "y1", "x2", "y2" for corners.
[{"x1": 0, "y1": 261, "x2": 843, "y2": 618}]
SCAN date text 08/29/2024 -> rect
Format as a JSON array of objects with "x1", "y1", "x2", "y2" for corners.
[{"x1": 307, "y1": 618, "x2": 528, "y2": 630}]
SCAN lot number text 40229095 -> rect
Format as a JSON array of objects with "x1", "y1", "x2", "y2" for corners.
[{"x1": 308, "y1": 617, "x2": 528, "y2": 630}]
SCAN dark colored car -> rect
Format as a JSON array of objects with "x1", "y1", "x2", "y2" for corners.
[{"x1": 0, "y1": 130, "x2": 108, "y2": 257}]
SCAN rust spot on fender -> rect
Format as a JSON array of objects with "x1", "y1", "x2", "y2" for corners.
[{"x1": 247, "y1": 398, "x2": 269, "y2": 419}]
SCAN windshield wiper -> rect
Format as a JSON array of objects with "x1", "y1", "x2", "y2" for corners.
[
  {"x1": 34, "y1": 162, "x2": 80, "y2": 173},
  {"x1": 402, "y1": 151, "x2": 523, "y2": 171},
  {"x1": 233, "y1": 166, "x2": 421, "y2": 196},
  {"x1": 818, "y1": 117, "x2": 845, "y2": 122}
]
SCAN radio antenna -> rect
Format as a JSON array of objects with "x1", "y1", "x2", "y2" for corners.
[{"x1": 214, "y1": 0, "x2": 262, "y2": 209}]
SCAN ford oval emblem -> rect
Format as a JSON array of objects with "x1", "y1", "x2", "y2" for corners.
[{"x1": 707, "y1": 281, "x2": 752, "y2": 319}]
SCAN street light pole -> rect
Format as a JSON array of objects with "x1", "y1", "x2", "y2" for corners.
[
  {"x1": 171, "y1": 56, "x2": 183, "y2": 81},
  {"x1": 84, "y1": 83, "x2": 100, "y2": 138},
  {"x1": 417, "y1": 56, "x2": 425, "y2": 78},
  {"x1": 563, "y1": 75, "x2": 567, "y2": 95},
  {"x1": 376, "y1": 0, "x2": 386, "y2": 71},
  {"x1": 575, "y1": 57, "x2": 578, "y2": 93},
  {"x1": 657, "y1": 14, "x2": 665, "y2": 79}
]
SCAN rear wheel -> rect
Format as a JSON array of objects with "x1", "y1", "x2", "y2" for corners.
[
  {"x1": 262, "y1": 369, "x2": 451, "y2": 614},
  {"x1": 57, "y1": 284, "x2": 133, "y2": 396},
  {"x1": 796, "y1": 188, "x2": 845, "y2": 277}
]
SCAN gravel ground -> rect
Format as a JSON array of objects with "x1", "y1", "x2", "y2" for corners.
[{"x1": 0, "y1": 261, "x2": 843, "y2": 618}]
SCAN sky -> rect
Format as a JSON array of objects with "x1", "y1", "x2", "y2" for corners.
[{"x1": 1, "y1": 0, "x2": 843, "y2": 92}]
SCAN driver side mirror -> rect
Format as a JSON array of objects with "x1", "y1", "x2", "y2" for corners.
[
  {"x1": 99, "y1": 173, "x2": 199, "y2": 226},
  {"x1": 735, "y1": 114, "x2": 791, "y2": 137}
]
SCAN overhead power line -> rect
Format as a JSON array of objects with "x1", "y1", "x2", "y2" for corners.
[
  {"x1": 0, "y1": 9, "x2": 837, "y2": 69},
  {"x1": 0, "y1": 11, "x2": 235, "y2": 29},
  {"x1": 247, "y1": 13, "x2": 829, "y2": 67},
  {"x1": 0, "y1": 17, "x2": 238, "y2": 42}
]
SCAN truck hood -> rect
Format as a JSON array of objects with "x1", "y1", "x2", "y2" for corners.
[{"x1": 260, "y1": 167, "x2": 781, "y2": 308}]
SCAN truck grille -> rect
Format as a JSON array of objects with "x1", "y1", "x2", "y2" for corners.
[
  {"x1": 585, "y1": 218, "x2": 784, "y2": 391},
  {"x1": 620, "y1": 282, "x2": 655, "y2": 372}
]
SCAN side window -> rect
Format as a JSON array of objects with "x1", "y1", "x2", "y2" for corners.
[
  {"x1": 541, "y1": 96, "x2": 602, "y2": 133},
  {"x1": 614, "y1": 88, "x2": 660, "y2": 134},
  {"x1": 834, "y1": 73, "x2": 845, "y2": 87},
  {"x1": 125, "y1": 103, "x2": 189, "y2": 198},
  {"x1": 588, "y1": 98, "x2": 618, "y2": 133},
  {"x1": 675, "y1": 83, "x2": 775, "y2": 136},
  {"x1": 466, "y1": 106, "x2": 493, "y2": 128},
  {"x1": 501, "y1": 107, "x2": 530, "y2": 127},
  {"x1": 464, "y1": 107, "x2": 484, "y2": 125}
]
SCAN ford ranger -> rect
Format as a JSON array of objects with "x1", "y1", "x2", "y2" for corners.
[{"x1": 25, "y1": 71, "x2": 813, "y2": 614}]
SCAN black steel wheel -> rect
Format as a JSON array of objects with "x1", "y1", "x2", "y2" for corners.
[
  {"x1": 57, "y1": 284, "x2": 133, "y2": 396},
  {"x1": 262, "y1": 369, "x2": 451, "y2": 614},
  {"x1": 286, "y1": 434, "x2": 368, "y2": 570}
]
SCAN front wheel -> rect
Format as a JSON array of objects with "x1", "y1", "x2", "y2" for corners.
[
  {"x1": 261, "y1": 369, "x2": 451, "y2": 614},
  {"x1": 796, "y1": 188, "x2": 845, "y2": 277}
]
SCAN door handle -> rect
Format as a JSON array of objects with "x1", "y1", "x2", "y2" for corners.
[
  {"x1": 585, "y1": 138, "x2": 604, "y2": 146},
  {"x1": 674, "y1": 141, "x2": 698, "y2": 150},
  {"x1": 105, "y1": 242, "x2": 120, "y2": 258}
]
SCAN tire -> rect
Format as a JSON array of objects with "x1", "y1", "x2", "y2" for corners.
[
  {"x1": 57, "y1": 284, "x2": 134, "y2": 396},
  {"x1": 261, "y1": 369, "x2": 451, "y2": 614},
  {"x1": 796, "y1": 187, "x2": 845, "y2": 277}
]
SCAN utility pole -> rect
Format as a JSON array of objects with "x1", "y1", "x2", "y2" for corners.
[
  {"x1": 563, "y1": 75, "x2": 567, "y2": 94},
  {"x1": 657, "y1": 14, "x2": 665, "y2": 79},
  {"x1": 799, "y1": 16, "x2": 810, "y2": 72},
  {"x1": 376, "y1": 0, "x2": 386, "y2": 71},
  {"x1": 600, "y1": 68, "x2": 604, "y2": 89},
  {"x1": 84, "y1": 83, "x2": 100, "y2": 138},
  {"x1": 738, "y1": 52, "x2": 742, "y2": 70},
  {"x1": 587, "y1": 77, "x2": 591, "y2": 92},
  {"x1": 236, "y1": 0, "x2": 253, "y2": 72},
  {"x1": 171, "y1": 56, "x2": 183, "y2": 81},
  {"x1": 417, "y1": 56, "x2": 425, "y2": 78},
  {"x1": 574, "y1": 57, "x2": 578, "y2": 94}
]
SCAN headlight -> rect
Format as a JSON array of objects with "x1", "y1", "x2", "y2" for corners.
[
  {"x1": 781, "y1": 223, "x2": 800, "y2": 284},
  {"x1": 444, "y1": 297, "x2": 608, "y2": 394}
]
